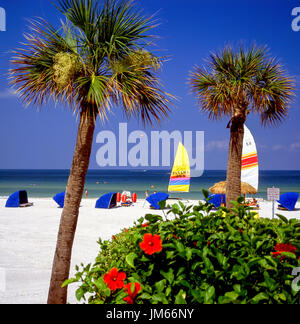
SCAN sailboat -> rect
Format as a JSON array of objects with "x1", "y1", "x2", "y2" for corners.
[
  {"x1": 168, "y1": 142, "x2": 191, "y2": 193},
  {"x1": 241, "y1": 125, "x2": 259, "y2": 191}
]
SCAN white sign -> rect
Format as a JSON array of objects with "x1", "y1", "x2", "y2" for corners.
[{"x1": 267, "y1": 187, "x2": 280, "y2": 201}]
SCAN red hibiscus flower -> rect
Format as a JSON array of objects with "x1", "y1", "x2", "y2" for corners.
[
  {"x1": 139, "y1": 233, "x2": 162, "y2": 255},
  {"x1": 103, "y1": 268, "x2": 126, "y2": 291},
  {"x1": 274, "y1": 243, "x2": 297, "y2": 253},
  {"x1": 123, "y1": 282, "x2": 141, "y2": 304},
  {"x1": 272, "y1": 243, "x2": 297, "y2": 260}
]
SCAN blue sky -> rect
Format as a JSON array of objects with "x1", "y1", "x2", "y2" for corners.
[{"x1": 0, "y1": 0, "x2": 299, "y2": 170}]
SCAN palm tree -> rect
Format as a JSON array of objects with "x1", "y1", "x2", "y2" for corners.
[
  {"x1": 189, "y1": 46, "x2": 295, "y2": 208},
  {"x1": 10, "y1": 0, "x2": 172, "y2": 304}
]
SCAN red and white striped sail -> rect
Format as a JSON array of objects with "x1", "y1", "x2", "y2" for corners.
[{"x1": 241, "y1": 125, "x2": 259, "y2": 191}]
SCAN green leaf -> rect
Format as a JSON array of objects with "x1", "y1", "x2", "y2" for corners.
[
  {"x1": 158, "y1": 200, "x2": 166, "y2": 210},
  {"x1": 275, "y1": 214, "x2": 288, "y2": 223},
  {"x1": 176, "y1": 241, "x2": 185, "y2": 253},
  {"x1": 94, "y1": 278, "x2": 107, "y2": 290},
  {"x1": 126, "y1": 252, "x2": 137, "y2": 268},
  {"x1": 145, "y1": 214, "x2": 163, "y2": 223},
  {"x1": 251, "y1": 292, "x2": 269, "y2": 304},
  {"x1": 279, "y1": 252, "x2": 296, "y2": 259},
  {"x1": 155, "y1": 279, "x2": 166, "y2": 293},
  {"x1": 140, "y1": 293, "x2": 152, "y2": 300},
  {"x1": 274, "y1": 293, "x2": 287, "y2": 302},
  {"x1": 186, "y1": 248, "x2": 193, "y2": 261},
  {"x1": 160, "y1": 268, "x2": 174, "y2": 284},
  {"x1": 170, "y1": 204, "x2": 180, "y2": 215},
  {"x1": 61, "y1": 278, "x2": 77, "y2": 288},
  {"x1": 75, "y1": 288, "x2": 85, "y2": 302},
  {"x1": 224, "y1": 291, "x2": 239, "y2": 301},
  {"x1": 204, "y1": 286, "x2": 215, "y2": 303},
  {"x1": 175, "y1": 290, "x2": 187, "y2": 304}
]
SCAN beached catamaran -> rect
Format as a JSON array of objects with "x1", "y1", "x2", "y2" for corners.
[
  {"x1": 168, "y1": 142, "x2": 191, "y2": 193},
  {"x1": 241, "y1": 125, "x2": 259, "y2": 191}
]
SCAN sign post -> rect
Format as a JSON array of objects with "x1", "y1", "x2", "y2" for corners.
[{"x1": 267, "y1": 187, "x2": 280, "y2": 219}]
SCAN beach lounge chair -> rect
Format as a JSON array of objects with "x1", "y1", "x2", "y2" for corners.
[
  {"x1": 277, "y1": 192, "x2": 299, "y2": 211},
  {"x1": 53, "y1": 192, "x2": 65, "y2": 208},
  {"x1": 206, "y1": 194, "x2": 226, "y2": 208},
  {"x1": 95, "y1": 193, "x2": 117, "y2": 209},
  {"x1": 146, "y1": 192, "x2": 169, "y2": 210},
  {"x1": 121, "y1": 201, "x2": 133, "y2": 207},
  {"x1": 5, "y1": 190, "x2": 33, "y2": 208}
]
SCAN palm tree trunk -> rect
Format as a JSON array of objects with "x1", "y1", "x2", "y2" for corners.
[
  {"x1": 226, "y1": 115, "x2": 245, "y2": 208},
  {"x1": 47, "y1": 109, "x2": 96, "y2": 304}
]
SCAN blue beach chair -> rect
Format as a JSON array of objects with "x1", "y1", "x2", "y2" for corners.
[
  {"x1": 277, "y1": 192, "x2": 299, "y2": 211},
  {"x1": 53, "y1": 192, "x2": 65, "y2": 208},
  {"x1": 95, "y1": 193, "x2": 117, "y2": 209},
  {"x1": 6, "y1": 190, "x2": 33, "y2": 208},
  {"x1": 146, "y1": 193, "x2": 169, "y2": 210},
  {"x1": 206, "y1": 194, "x2": 226, "y2": 208}
]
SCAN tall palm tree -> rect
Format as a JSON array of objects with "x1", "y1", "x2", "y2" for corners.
[
  {"x1": 10, "y1": 0, "x2": 172, "y2": 304},
  {"x1": 189, "y1": 46, "x2": 295, "y2": 208}
]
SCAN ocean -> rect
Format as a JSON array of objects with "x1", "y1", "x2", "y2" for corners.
[{"x1": 0, "y1": 169, "x2": 300, "y2": 201}]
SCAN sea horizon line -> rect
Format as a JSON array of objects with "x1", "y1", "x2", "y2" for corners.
[{"x1": 1, "y1": 169, "x2": 300, "y2": 172}]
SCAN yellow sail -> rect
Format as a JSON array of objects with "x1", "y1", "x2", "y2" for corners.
[{"x1": 168, "y1": 142, "x2": 191, "y2": 193}]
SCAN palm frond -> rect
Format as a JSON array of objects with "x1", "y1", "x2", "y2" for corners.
[
  {"x1": 10, "y1": 18, "x2": 82, "y2": 111},
  {"x1": 189, "y1": 45, "x2": 295, "y2": 125},
  {"x1": 109, "y1": 51, "x2": 173, "y2": 126},
  {"x1": 10, "y1": 0, "x2": 172, "y2": 124}
]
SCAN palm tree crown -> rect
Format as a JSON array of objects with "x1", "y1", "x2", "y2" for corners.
[
  {"x1": 189, "y1": 46, "x2": 295, "y2": 126},
  {"x1": 10, "y1": 0, "x2": 172, "y2": 124}
]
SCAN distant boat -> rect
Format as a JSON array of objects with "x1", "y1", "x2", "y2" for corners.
[
  {"x1": 241, "y1": 125, "x2": 259, "y2": 191},
  {"x1": 168, "y1": 142, "x2": 191, "y2": 193}
]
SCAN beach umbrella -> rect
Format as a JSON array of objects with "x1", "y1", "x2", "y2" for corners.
[
  {"x1": 209, "y1": 181, "x2": 257, "y2": 203},
  {"x1": 210, "y1": 181, "x2": 257, "y2": 194},
  {"x1": 209, "y1": 181, "x2": 227, "y2": 195}
]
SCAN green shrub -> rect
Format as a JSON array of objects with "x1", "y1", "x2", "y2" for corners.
[{"x1": 64, "y1": 192, "x2": 300, "y2": 304}]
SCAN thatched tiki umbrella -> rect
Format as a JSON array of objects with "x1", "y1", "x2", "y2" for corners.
[{"x1": 209, "y1": 181, "x2": 257, "y2": 205}]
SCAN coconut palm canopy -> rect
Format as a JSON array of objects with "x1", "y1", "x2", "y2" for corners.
[
  {"x1": 209, "y1": 181, "x2": 257, "y2": 195},
  {"x1": 10, "y1": 0, "x2": 173, "y2": 125},
  {"x1": 189, "y1": 46, "x2": 295, "y2": 126}
]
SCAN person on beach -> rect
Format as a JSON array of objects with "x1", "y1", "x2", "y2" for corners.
[
  {"x1": 85, "y1": 189, "x2": 88, "y2": 198},
  {"x1": 145, "y1": 190, "x2": 149, "y2": 199}
]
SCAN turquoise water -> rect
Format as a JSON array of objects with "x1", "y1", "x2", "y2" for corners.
[{"x1": 0, "y1": 169, "x2": 299, "y2": 200}]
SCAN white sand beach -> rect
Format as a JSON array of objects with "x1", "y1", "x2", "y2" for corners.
[{"x1": 0, "y1": 197, "x2": 299, "y2": 304}]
